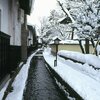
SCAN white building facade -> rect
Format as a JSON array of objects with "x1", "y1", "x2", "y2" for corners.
[
  {"x1": 0, "y1": 0, "x2": 24, "y2": 45},
  {"x1": 0, "y1": 0, "x2": 34, "y2": 85}
]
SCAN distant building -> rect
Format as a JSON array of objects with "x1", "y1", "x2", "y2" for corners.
[
  {"x1": 58, "y1": 16, "x2": 72, "y2": 24},
  {"x1": 27, "y1": 25, "x2": 38, "y2": 55}
]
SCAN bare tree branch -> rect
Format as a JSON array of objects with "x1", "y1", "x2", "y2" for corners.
[{"x1": 57, "y1": 0, "x2": 68, "y2": 17}]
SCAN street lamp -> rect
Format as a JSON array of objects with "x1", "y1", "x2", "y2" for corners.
[{"x1": 54, "y1": 37, "x2": 61, "y2": 66}]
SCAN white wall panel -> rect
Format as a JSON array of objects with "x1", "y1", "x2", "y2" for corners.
[{"x1": 0, "y1": 0, "x2": 22, "y2": 46}]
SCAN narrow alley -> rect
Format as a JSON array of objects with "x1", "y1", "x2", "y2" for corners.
[{"x1": 23, "y1": 51, "x2": 67, "y2": 100}]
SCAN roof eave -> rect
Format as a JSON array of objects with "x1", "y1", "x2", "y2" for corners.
[{"x1": 19, "y1": 0, "x2": 33, "y2": 15}]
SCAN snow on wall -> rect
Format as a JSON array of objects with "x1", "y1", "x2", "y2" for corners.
[{"x1": 58, "y1": 50, "x2": 100, "y2": 68}]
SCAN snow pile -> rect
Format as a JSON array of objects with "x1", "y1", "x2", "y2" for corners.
[
  {"x1": 44, "y1": 47, "x2": 51, "y2": 55},
  {"x1": 5, "y1": 50, "x2": 39, "y2": 100},
  {"x1": 59, "y1": 56, "x2": 100, "y2": 83},
  {"x1": 0, "y1": 80, "x2": 10, "y2": 100},
  {"x1": 58, "y1": 50, "x2": 100, "y2": 68},
  {"x1": 43, "y1": 48, "x2": 100, "y2": 100}
]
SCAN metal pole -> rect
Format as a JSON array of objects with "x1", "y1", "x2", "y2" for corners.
[
  {"x1": 56, "y1": 44, "x2": 58, "y2": 66},
  {"x1": 54, "y1": 44, "x2": 57, "y2": 66}
]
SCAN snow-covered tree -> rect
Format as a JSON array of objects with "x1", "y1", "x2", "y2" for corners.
[
  {"x1": 39, "y1": 9, "x2": 73, "y2": 43},
  {"x1": 47, "y1": 9, "x2": 76, "y2": 40},
  {"x1": 74, "y1": 0, "x2": 100, "y2": 39},
  {"x1": 60, "y1": 0, "x2": 100, "y2": 39},
  {"x1": 57, "y1": 0, "x2": 100, "y2": 54}
]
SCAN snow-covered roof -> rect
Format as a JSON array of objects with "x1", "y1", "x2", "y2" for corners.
[
  {"x1": 49, "y1": 39, "x2": 80, "y2": 44},
  {"x1": 58, "y1": 16, "x2": 67, "y2": 22},
  {"x1": 49, "y1": 39, "x2": 97, "y2": 45},
  {"x1": 58, "y1": 16, "x2": 72, "y2": 24},
  {"x1": 60, "y1": 40, "x2": 79, "y2": 44},
  {"x1": 52, "y1": 36, "x2": 62, "y2": 41}
]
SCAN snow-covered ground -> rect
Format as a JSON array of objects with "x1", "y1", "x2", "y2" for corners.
[
  {"x1": 0, "y1": 80, "x2": 10, "y2": 100},
  {"x1": 43, "y1": 47, "x2": 100, "y2": 100},
  {"x1": 58, "y1": 50, "x2": 100, "y2": 69},
  {"x1": 0, "y1": 50, "x2": 39, "y2": 100},
  {"x1": 1, "y1": 47, "x2": 100, "y2": 100}
]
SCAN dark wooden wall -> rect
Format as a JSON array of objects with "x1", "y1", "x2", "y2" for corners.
[{"x1": 0, "y1": 31, "x2": 10, "y2": 81}]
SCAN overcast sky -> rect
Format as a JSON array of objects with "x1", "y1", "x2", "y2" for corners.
[{"x1": 27, "y1": 0, "x2": 58, "y2": 27}]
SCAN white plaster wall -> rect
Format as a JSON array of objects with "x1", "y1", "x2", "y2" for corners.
[
  {"x1": 0, "y1": 0, "x2": 21, "y2": 46},
  {"x1": 8, "y1": 0, "x2": 14, "y2": 45},
  {"x1": 0, "y1": 0, "x2": 9, "y2": 34},
  {"x1": 8, "y1": 0, "x2": 21, "y2": 46},
  {"x1": 13, "y1": 0, "x2": 21, "y2": 46}
]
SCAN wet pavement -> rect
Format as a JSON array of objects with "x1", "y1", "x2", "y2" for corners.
[{"x1": 23, "y1": 51, "x2": 67, "y2": 100}]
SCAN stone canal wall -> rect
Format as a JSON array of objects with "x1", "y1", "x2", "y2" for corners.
[{"x1": 44, "y1": 60, "x2": 83, "y2": 100}]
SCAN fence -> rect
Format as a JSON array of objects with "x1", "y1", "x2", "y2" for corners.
[{"x1": 0, "y1": 31, "x2": 10, "y2": 81}]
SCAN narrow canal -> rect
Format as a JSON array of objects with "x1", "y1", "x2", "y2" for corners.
[{"x1": 23, "y1": 51, "x2": 67, "y2": 100}]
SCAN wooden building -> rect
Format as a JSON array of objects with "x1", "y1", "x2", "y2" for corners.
[
  {"x1": 0, "y1": 0, "x2": 34, "y2": 86},
  {"x1": 27, "y1": 25, "x2": 38, "y2": 55}
]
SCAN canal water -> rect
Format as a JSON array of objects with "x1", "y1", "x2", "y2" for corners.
[{"x1": 23, "y1": 51, "x2": 67, "y2": 100}]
